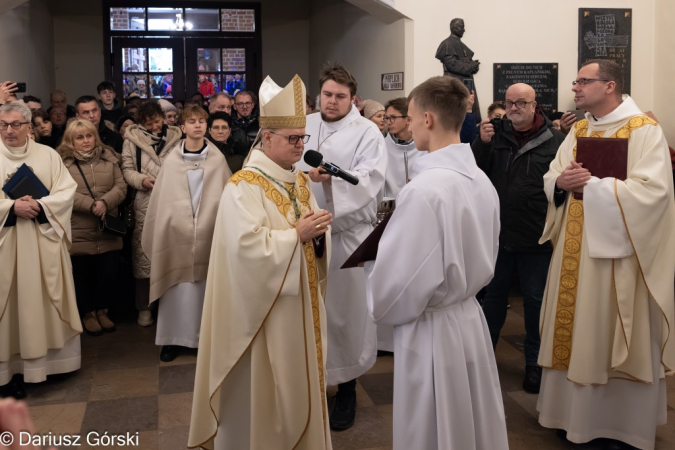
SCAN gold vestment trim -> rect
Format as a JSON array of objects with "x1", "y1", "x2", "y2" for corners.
[
  {"x1": 230, "y1": 169, "x2": 328, "y2": 443},
  {"x1": 550, "y1": 115, "x2": 658, "y2": 371}
]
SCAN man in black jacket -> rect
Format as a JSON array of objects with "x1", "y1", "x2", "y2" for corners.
[
  {"x1": 74, "y1": 95, "x2": 124, "y2": 154},
  {"x1": 472, "y1": 83, "x2": 565, "y2": 394},
  {"x1": 231, "y1": 90, "x2": 259, "y2": 158}
]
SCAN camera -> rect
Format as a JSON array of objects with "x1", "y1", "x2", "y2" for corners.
[{"x1": 489, "y1": 117, "x2": 513, "y2": 133}]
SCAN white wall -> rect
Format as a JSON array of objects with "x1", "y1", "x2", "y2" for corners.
[
  {"x1": 308, "y1": 0, "x2": 407, "y2": 103},
  {"x1": 653, "y1": 0, "x2": 675, "y2": 145},
  {"x1": 394, "y1": 0, "x2": 658, "y2": 117},
  {"x1": 0, "y1": 0, "x2": 54, "y2": 102}
]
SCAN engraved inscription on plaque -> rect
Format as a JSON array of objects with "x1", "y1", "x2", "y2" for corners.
[{"x1": 493, "y1": 63, "x2": 558, "y2": 115}]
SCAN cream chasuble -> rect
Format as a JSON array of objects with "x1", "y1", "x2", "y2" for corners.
[
  {"x1": 537, "y1": 97, "x2": 675, "y2": 449},
  {"x1": 0, "y1": 138, "x2": 82, "y2": 384},
  {"x1": 188, "y1": 149, "x2": 332, "y2": 450}
]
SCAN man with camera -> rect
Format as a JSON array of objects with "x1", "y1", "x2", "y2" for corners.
[{"x1": 471, "y1": 83, "x2": 565, "y2": 394}]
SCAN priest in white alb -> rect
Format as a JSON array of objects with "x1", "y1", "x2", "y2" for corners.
[
  {"x1": 537, "y1": 60, "x2": 675, "y2": 450},
  {"x1": 142, "y1": 103, "x2": 230, "y2": 363},
  {"x1": 0, "y1": 101, "x2": 81, "y2": 399},
  {"x1": 298, "y1": 63, "x2": 387, "y2": 430},
  {"x1": 364, "y1": 77, "x2": 509, "y2": 450},
  {"x1": 189, "y1": 75, "x2": 333, "y2": 450}
]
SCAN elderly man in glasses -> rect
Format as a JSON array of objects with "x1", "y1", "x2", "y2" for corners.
[
  {"x1": 472, "y1": 82, "x2": 565, "y2": 394},
  {"x1": 189, "y1": 75, "x2": 333, "y2": 450},
  {"x1": 536, "y1": 59, "x2": 675, "y2": 450},
  {"x1": 0, "y1": 101, "x2": 80, "y2": 399},
  {"x1": 231, "y1": 90, "x2": 260, "y2": 157}
]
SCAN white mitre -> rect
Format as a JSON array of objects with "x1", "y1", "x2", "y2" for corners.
[{"x1": 258, "y1": 74, "x2": 307, "y2": 129}]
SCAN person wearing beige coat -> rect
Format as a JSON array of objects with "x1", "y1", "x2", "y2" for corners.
[
  {"x1": 58, "y1": 119, "x2": 127, "y2": 336},
  {"x1": 120, "y1": 101, "x2": 182, "y2": 326}
]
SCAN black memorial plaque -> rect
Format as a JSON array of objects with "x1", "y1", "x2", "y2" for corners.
[
  {"x1": 493, "y1": 63, "x2": 559, "y2": 115},
  {"x1": 578, "y1": 8, "x2": 632, "y2": 94}
]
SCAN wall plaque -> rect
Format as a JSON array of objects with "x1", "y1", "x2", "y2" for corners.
[
  {"x1": 578, "y1": 8, "x2": 632, "y2": 94},
  {"x1": 381, "y1": 72, "x2": 404, "y2": 91},
  {"x1": 493, "y1": 63, "x2": 559, "y2": 114}
]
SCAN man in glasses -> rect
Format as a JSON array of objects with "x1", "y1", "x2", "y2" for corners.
[
  {"x1": 0, "y1": 101, "x2": 80, "y2": 399},
  {"x1": 299, "y1": 62, "x2": 387, "y2": 431},
  {"x1": 537, "y1": 59, "x2": 675, "y2": 450},
  {"x1": 472, "y1": 83, "x2": 565, "y2": 395},
  {"x1": 231, "y1": 90, "x2": 260, "y2": 158},
  {"x1": 189, "y1": 75, "x2": 333, "y2": 450}
]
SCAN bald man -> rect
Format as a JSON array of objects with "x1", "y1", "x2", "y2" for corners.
[
  {"x1": 47, "y1": 89, "x2": 77, "y2": 119},
  {"x1": 471, "y1": 83, "x2": 565, "y2": 394}
]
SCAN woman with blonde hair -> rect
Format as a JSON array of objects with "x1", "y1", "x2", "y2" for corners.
[{"x1": 57, "y1": 119, "x2": 127, "y2": 335}]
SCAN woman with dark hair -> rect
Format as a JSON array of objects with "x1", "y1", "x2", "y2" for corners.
[
  {"x1": 31, "y1": 109, "x2": 61, "y2": 148},
  {"x1": 116, "y1": 114, "x2": 135, "y2": 138},
  {"x1": 121, "y1": 101, "x2": 182, "y2": 326},
  {"x1": 57, "y1": 119, "x2": 127, "y2": 335},
  {"x1": 207, "y1": 112, "x2": 244, "y2": 173}
]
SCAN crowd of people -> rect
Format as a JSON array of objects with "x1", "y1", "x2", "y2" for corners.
[{"x1": 0, "y1": 57, "x2": 673, "y2": 450}]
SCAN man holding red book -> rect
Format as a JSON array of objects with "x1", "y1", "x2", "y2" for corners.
[{"x1": 537, "y1": 59, "x2": 675, "y2": 450}]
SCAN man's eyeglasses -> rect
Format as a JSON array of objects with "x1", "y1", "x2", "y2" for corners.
[
  {"x1": 572, "y1": 78, "x2": 610, "y2": 87},
  {"x1": 0, "y1": 121, "x2": 30, "y2": 131},
  {"x1": 235, "y1": 102, "x2": 254, "y2": 108},
  {"x1": 269, "y1": 132, "x2": 310, "y2": 145},
  {"x1": 384, "y1": 115, "x2": 407, "y2": 122},
  {"x1": 504, "y1": 101, "x2": 533, "y2": 109}
]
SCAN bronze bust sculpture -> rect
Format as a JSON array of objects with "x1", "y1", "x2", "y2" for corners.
[{"x1": 435, "y1": 19, "x2": 482, "y2": 121}]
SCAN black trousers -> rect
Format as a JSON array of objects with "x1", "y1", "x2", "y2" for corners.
[{"x1": 71, "y1": 251, "x2": 120, "y2": 316}]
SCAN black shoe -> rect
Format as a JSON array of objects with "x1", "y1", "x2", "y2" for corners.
[
  {"x1": 555, "y1": 429, "x2": 567, "y2": 441},
  {"x1": 0, "y1": 375, "x2": 26, "y2": 400},
  {"x1": 523, "y1": 365, "x2": 542, "y2": 394},
  {"x1": 605, "y1": 440, "x2": 638, "y2": 450},
  {"x1": 160, "y1": 345, "x2": 179, "y2": 362},
  {"x1": 330, "y1": 386, "x2": 357, "y2": 431},
  {"x1": 377, "y1": 350, "x2": 393, "y2": 357}
]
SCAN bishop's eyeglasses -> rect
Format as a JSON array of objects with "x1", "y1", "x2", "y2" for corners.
[{"x1": 269, "y1": 132, "x2": 310, "y2": 145}]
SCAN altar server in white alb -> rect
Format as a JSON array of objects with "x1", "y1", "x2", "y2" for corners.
[
  {"x1": 537, "y1": 60, "x2": 675, "y2": 450},
  {"x1": 142, "y1": 103, "x2": 230, "y2": 363},
  {"x1": 378, "y1": 97, "x2": 426, "y2": 352},
  {"x1": 299, "y1": 62, "x2": 387, "y2": 431},
  {"x1": 364, "y1": 76, "x2": 509, "y2": 450}
]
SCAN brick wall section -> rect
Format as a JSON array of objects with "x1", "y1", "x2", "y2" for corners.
[
  {"x1": 222, "y1": 48, "x2": 246, "y2": 71},
  {"x1": 221, "y1": 9, "x2": 255, "y2": 32},
  {"x1": 111, "y1": 8, "x2": 131, "y2": 30}
]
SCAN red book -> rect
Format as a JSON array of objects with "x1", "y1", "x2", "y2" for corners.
[{"x1": 573, "y1": 137, "x2": 628, "y2": 200}]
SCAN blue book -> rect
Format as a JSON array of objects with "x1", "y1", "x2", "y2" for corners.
[{"x1": 2, "y1": 163, "x2": 50, "y2": 200}]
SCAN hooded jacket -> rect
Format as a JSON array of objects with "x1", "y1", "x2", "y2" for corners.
[
  {"x1": 472, "y1": 110, "x2": 565, "y2": 252},
  {"x1": 120, "y1": 124, "x2": 182, "y2": 278}
]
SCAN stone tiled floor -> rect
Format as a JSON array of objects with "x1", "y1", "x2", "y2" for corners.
[{"x1": 20, "y1": 297, "x2": 675, "y2": 449}]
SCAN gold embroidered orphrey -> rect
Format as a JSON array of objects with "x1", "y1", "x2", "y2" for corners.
[
  {"x1": 229, "y1": 169, "x2": 328, "y2": 442},
  {"x1": 258, "y1": 75, "x2": 306, "y2": 129},
  {"x1": 550, "y1": 115, "x2": 658, "y2": 370}
]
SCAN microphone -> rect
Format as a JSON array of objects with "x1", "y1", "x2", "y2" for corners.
[{"x1": 304, "y1": 150, "x2": 359, "y2": 185}]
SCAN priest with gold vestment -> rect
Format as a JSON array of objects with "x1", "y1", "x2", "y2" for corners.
[
  {"x1": 0, "y1": 102, "x2": 81, "y2": 398},
  {"x1": 537, "y1": 60, "x2": 675, "y2": 450},
  {"x1": 188, "y1": 75, "x2": 333, "y2": 450}
]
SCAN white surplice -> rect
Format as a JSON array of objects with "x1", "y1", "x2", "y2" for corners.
[
  {"x1": 299, "y1": 107, "x2": 387, "y2": 384},
  {"x1": 155, "y1": 144, "x2": 208, "y2": 348},
  {"x1": 377, "y1": 133, "x2": 427, "y2": 352},
  {"x1": 364, "y1": 144, "x2": 508, "y2": 450}
]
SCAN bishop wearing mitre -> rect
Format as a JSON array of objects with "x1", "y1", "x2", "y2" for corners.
[{"x1": 188, "y1": 75, "x2": 333, "y2": 450}]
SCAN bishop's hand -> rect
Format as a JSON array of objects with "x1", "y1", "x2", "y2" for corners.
[{"x1": 296, "y1": 210, "x2": 332, "y2": 243}]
